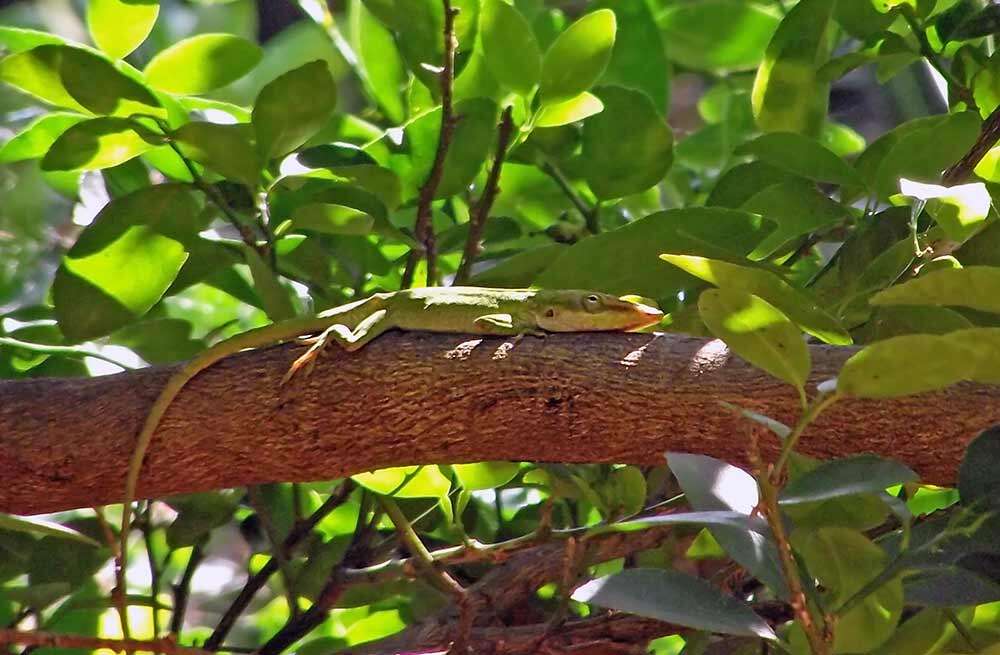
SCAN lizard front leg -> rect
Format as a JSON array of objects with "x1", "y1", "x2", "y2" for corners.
[{"x1": 282, "y1": 309, "x2": 390, "y2": 384}]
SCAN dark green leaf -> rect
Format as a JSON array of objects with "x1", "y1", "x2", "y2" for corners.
[
  {"x1": 592, "y1": 0, "x2": 669, "y2": 113},
  {"x1": 958, "y1": 426, "x2": 1000, "y2": 508},
  {"x1": 42, "y1": 117, "x2": 163, "y2": 171},
  {"x1": 165, "y1": 492, "x2": 240, "y2": 549},
  {"x1": 581, "y1": 85, "x2": 672, "y2": 199},
  {"x1": 706, "y1": 161, "x2": 796, "y2": 208},
  {"x1": 539, "y1": 9, "x2": 616, "y2": 104},
  {"x1": 144, "y1": 33, "x2": 262, "y2": 94},
  {"x1": 0, "y1": 45, "x2": 165, "y2": 117},
  {"x1": 742, "y1": 179, "x2": 849, "y2": 257},
  {"x1": 572, "y1": 569, "x2": 776, "y2": 639},
  {"x1": 751, "y1": 0, "x2": 834, "y2": 136},
  {"x1": 780, "y1": 455, "x2": 918, "y2": 505},
  {"x1": 253, "y1": 60, "x2": 338, "y2": 161},
  {"x1": 0, "y1": 514, "x2": 100, "y2": 546},
  {"x1": 173, "y1": 121, "x2": 260, "y2": 187},
  {"x1": 291, "y1": 203, "x2": 375, "y2": 235},
  {"x1": 736, "y1": 132, "x2": 863, "y2": 187},
  {"x1": 657, "y1": 1, "x2": 779, "y2": 72},
  {"x1": 0, "y1": 113, "x2": 85, "y2": 163},
  {"x1": 53, "y1": 185, "x2": 200, "y2": 341}
]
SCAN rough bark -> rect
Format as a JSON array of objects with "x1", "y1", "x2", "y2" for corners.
[{"x1": 1, "y1": 332, "x2": 995, "y2": 515}]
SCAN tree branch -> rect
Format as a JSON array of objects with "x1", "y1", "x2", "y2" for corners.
[
  {"x1": 401, "y1": 0, "x2": 459, "y2": 288},
  {"x1": 454, "y1": 106, "x2": 516, "y2": 284},
  {"x1": 1, "y1": 332, "x2": 996, "y2": 516},
  {"x1": 942, "y1": 103, "x2": 1000, "y2": 185},
  {"x1": 0, "y1": 629, "x2": 211, "y2": 655}
]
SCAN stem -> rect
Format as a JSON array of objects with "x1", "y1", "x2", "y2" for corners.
[
  {"x1": 773, "y1": 393, "x2": 841, "y2": 479},
  {"x1": 377, "y1": 497, "x2": 465, "y2": 599},
  {"x1": 540, "y1": 160, "x2": 595, "y2": 230},
  {"x1": 203, "y1": 482, "x2": 354, "y2": 651},
  {"x1": 93, "y1": 506, "x2": 132, "y2": 644},
  {"x1": 245, "y1": 486, "x2": 300, "y2": 617},
  {"x1": 454, "y1": 106, "x2": 515, "y2": 284},
  {"x1": 141, "y1": 506, "x2": 163, "y2": 637},
  {"x1": 943, "y1": 102, "x2": 1000, "y2": 185},
  {"x1": 170, "y1": 542, "x2": 204, "y2": 637},
  {"x1": 902, "y1": 9, "x2": 978, "y2": 111},
  {"x1": 401, "y1": 0, "x2": 459, "y2": 288},
  {"x1": 0, "y1": 337, "x2": 134, "y2": 370}
]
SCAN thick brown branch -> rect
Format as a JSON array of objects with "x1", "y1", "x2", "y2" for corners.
[
  {"x1": 1, "y1": 332, "x2": 996, "y2": 516},
  {"x1": 942, "y1": 103, "x2": 1000, "y2": 185},
  {"x1": 455, "y1": 106, "x2": 516, "y2": 284},
  {"x1": 0, "y1": 629, "x2": 210, "y2": 655}
]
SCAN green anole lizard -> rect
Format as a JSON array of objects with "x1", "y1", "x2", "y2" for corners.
[{"x1": 119, "y1": 287, "x2": 662, "y2": 575}]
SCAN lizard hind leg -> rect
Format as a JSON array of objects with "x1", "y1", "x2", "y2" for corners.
[{"x1": 281, "y1": 309, "x2": 390, "y2": 385}]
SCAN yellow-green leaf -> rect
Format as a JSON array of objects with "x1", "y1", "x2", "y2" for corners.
[
  {"x1": 837, "y1": 334, "x2": 975, "y2": 398},
  {"x1": 144, "y1": 33, "x2": 262, "y2": 94},
  {"x1": 87, "y1": 0, "x2": 159, "y2": 59},
  {"x1": 540, "y1": 9, "x2": 616, "y2": 104},
  {"x1": 41, "y1": 117, "x2": 162, "y2": 171},
  {"x1": 870, "y1": 266, "x2": 1000, "y2": 314},
  {"x1": 535, "y1": 91, "x2": 604, "y2": 127}
]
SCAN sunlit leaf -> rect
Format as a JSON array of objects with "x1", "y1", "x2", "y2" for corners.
[{"x1": 144, "y1": 33, "x2": 262, "y2": 94}]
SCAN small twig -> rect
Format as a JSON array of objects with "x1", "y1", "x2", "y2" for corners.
[
  {"x1": 749, "y1": 430, "x2": 830, "y2": 655},
  {"x1": 0, "y1": 337, "x2": 134, "y2": 370},
  {"x1": 169, "y1": 542, "x2": 204, "y2": 637},
  {"x1": 402, "y1": 0, "x2": 460, "y2": 288},
  {"x1": 0, "y1": 629, "x2": 210, "y2": 655},
  {"x1": 203, "y1": 482, "x2": 354, "y2": 651},
  {"x1": 943, "y1": 103, "x2": 1000, "y2": 185},
  {"x1": 93, "y1": 506, "x2": 132, "y2": 644},
  {"x1": 245, "y1": 486, "x2": 300, "y2": 618},
  {"x1": 141, "y1": 505, "x2": 163, "y2": 637},
  {"x1": 454, "y1": 106, "x2": 516, "y2": 284},
  {"x1": 378, "y1": 497, "x2": 465, "y2": 599},
  {"x1": 540, "y1": 160, "x2": 597, "y2": 231},
  {"x1": 901, "y1": 9, "x2": 978, "y2": 111}
]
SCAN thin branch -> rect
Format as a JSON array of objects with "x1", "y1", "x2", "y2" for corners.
[
  {"x1": 204, "y1": 482, "x2": 354, "y2": 651},
  {"x1": 378, "y1": 497, "x2": 465, "y2": 599},
  {"x1": 0, "y1": 337, "x2": 134, "y2": 370},
  {"x1": 141, "y1": 505, "x2": 163, "y2": 637},
  {"x1": 245, "y1": 486, "x2": 299, "y2": 618},
  {"x1": 93, "y1": 506, "x2": 132, "y2": 644},
  {"x1": 943, "y1": 102, "x2": 1000, "y2": 185},
  {"x1": 0, "y1": 629, "x2": 211, "y2": 655},
  {"x1": 401, "y1": 0, "x2": 459, "y2": 288},
  {"x1": 170, "y1": 542, "x2": 204, "y2": 637},
  {"x1": 454, "y1": 106, "x2": 516, "y2": 285},
  {"x1": 540, "y1": 160, "x2": 597, "y2": 232}
]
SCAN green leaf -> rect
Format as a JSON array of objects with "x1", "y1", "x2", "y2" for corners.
[
  {"x1": 350, "y1": 0, "x2": 406, "y2": 123},
  {"x1": 172, "y1": 121, "x2": 260, "y2": 187},
  {"x1": 0, "y1": 26, "x2": 66, "y2": 53},
  {"x1": 469, "y1": 244, "x2": 568, "y2": 287},
  {"x1": 480, "y1": 0, "x2": 542, "y2": 95},
  {"x1": 736, "y1": 132, "x2": 863, "y2": 187},
  {"x1": 837, "y1": 334, "x2": 976, "y2": 398},
  {"x1": 572, "y1": 569, "x2": 777, "y2": 639},
  {"x1": 290, "y1": 203, "x2": 375, "y2": 235},
  {"x1": 0, "y1": 45, "x2": 165, "y2": 117},
  {"x1": 958, "y1": 426, "x2": 1000, "y2": 508},
  {"x1": 0, "y1": 514, "x2": 100, "y2": 546},
  {"x1": 28, "y1": 524, "x2": 111, "y2": 587},
  {"x1": 87, "y1": 0, "x2": 159, "y2": 59},
  {"x1": 539, "y1": 9, "x2": 616, "y2": 104},
  {"x1": 657, "y1": 1, "x2": 779, "y2": 72},
  {"x1": 743, "y1": 179, "x2": 849, "y2": 257},
  {"x1": 41, "y1": 117, "x2": 163, "y2": 171},
  {"x1": 536, "y1": 208, "x2": 773, "y2": 301},
  {"x1": 165, "y1": 492, "x2": 240, "y2": 549},
  {"x1": 253, "y1": 60, "x2": 337, "y2": 161},
  {"x1": 794, "y1": 528, "x2": 904, "y2": 653},
  {"x1": 821, "y1": 121, "x2": 866, "y2": 157},
  {"x1": 780, "y1": 455, "x2": 918, "y2": 505},
  {"x1": 144, "y1": 33, "x2": 262, "y2": 94},
  {"x1": 452, "y1": 462, "x2": 520, "y2": 491},
  {"x1": 0, "y1": 113, "x2": 85, "y2": 163},
  {"x1": 581, "y1": 85, "x2": 672, "y2": 200},
  {"x1": 898, "y1": 178, "x2": 991, "y2": 243},
  {"x1": 707, "y1": 161, "x2": 795, "y2": 208},
  {"x1": 698, "y1": 288, "x2": 810, "y2": 392},
  {"x1": 874, "y1": 111, "x2": 981, "y2": 200},
  {"x1": 243, "y1": 246, "x2": 295, "y2": 322},
  {"x1": 53, "y1": 185, "x2": 200, "y2": 341},
  {"x1": 592, "y1": 0, "x2": 669, "y2": 113},
  {"x1": 353, "y1": 465, "x2": 452, "y2": 499},
  {"x1": 751, "y1": 0, "x2": 835, "y2": 136},
  {"x1": 534, "y1": 91, "x2": 604, "y2": 127},
  {"x1": 871, "y1": 266, "x2": 1000, "y2": 313},
  {"x1": 834, "y1": 0, "x2": 896, "y2": 39},
  {"x1": 660, "y1": 254, "x2": 852, "y2": 345}
]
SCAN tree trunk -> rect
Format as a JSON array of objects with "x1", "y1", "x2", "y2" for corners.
[{"x1": 1, "y1": 332, "x2": 994, "y2": 515}]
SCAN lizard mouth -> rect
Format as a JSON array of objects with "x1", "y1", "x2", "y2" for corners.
[{"x1": 624, "y1": 302, "x2": 664, "y2": 331}]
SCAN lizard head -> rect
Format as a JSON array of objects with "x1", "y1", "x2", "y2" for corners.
[{"x1": 533, "y1": 290, "x2": 663, "y2": 332}]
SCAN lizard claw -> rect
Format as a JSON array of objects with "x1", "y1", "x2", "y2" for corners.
[{"x1": 281, "y1": 335, "x2": 329, "y2": 386}]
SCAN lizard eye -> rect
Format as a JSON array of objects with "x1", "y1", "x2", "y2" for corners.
[
  {"x1": 586, "y1": 294, "x2": 600, "y2": 303},
  {"x1": 545, "y1": 308, "x2": 556, "y2": 318}
]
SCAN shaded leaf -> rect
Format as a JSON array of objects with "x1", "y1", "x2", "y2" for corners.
[
  {"x1": 572, "y1": 569, "x2": 776, "y2": 639},
  {"x1": 172, "y1": 121, "x2": 260, "y2": 187},
  {"x1": 253, "y1": 60, "x2": 338, "y2": 161},
  {"x1": 780, "y1": 455, "x2": 918, "y2": 505},
  {"x1": 958, "y1": 426, "x2": 1000, "y2": 508},
  {"x1": 539, "y1": 9, "x2": 616, "y2": 104},
  {"x1": 0, "y1": 113, "x2": 85, "y2": 163},
  {"x1": 480, "y1": 0, "x2": 541, "y2": 95},
  {"x1": 657, "y1": 0, "x2": 778, "y2": 72},
  {"x1": 592, "y1": 0, "x2": 669, "y2": 113},
  {"x1": 0, "y1": 514, "x2": 99, "y2": 547},
  {"x1": 41, "y1": 117, "x2": 162, "y2": 171},
  {"x1": 736, "y1": 132, "x2": 862, "y2": 187}
]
